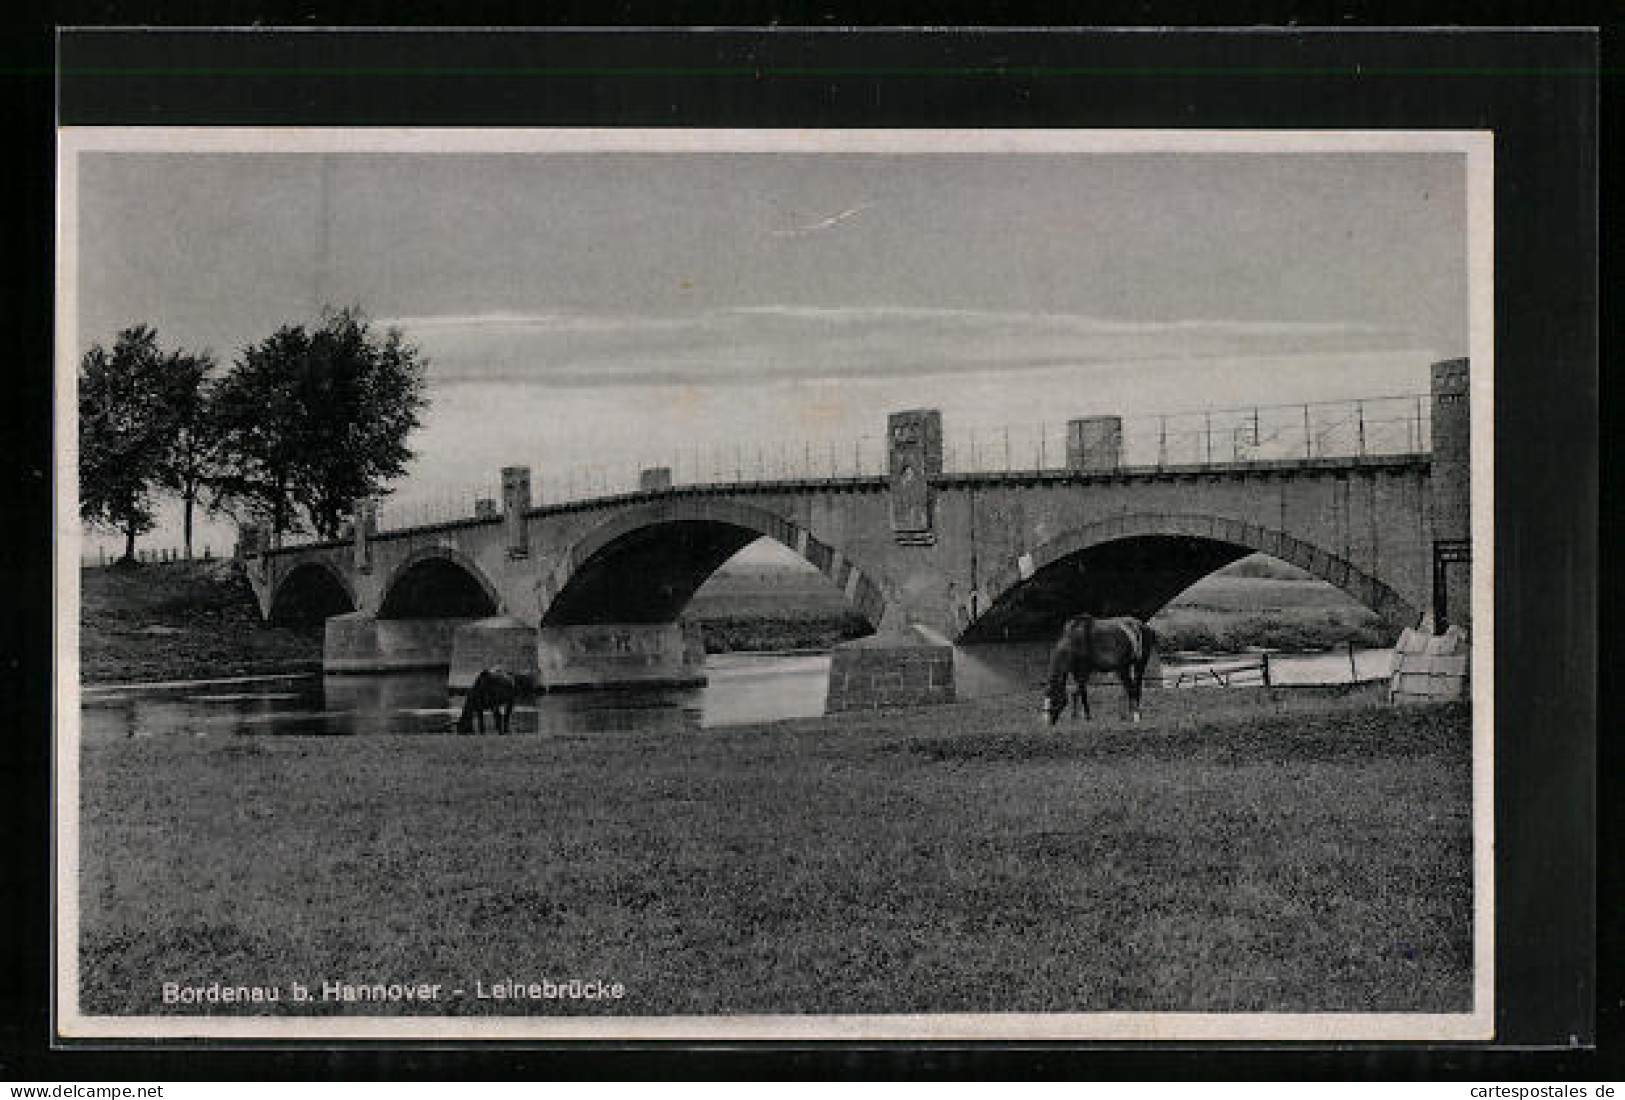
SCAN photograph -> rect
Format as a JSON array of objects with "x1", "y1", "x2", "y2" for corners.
[{"x1": 55, "y1": 127, "x2": 1494, "y2": 1041}]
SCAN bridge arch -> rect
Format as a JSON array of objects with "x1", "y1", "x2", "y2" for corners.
[
  {"x1": 960, "y1": 512, "x2": 1420, "y2": 643},
  {"x1": 267, "y1": 559, "x2": 358, "y2": 625},
  {"x1": 539, "y1": 497, "x2": 888, "y2": 628},
  {"x1": 377, "y1": 545, "x2": 502, "y2": 619}
]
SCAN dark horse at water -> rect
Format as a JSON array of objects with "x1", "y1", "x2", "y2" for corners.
[
  {"x1": 1044, "y1": 615, "x2": 1157, "y2": 725},
  {"x1": 454, "y1": 668, "x2": 520, "y2": 735}
]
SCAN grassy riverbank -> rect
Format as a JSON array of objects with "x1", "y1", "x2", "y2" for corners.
[
  {"x1": 79, "y1": 562, "x2": 324, "y2": 684},
  {"x1": 685, "y1": 566, "x2": 872, "y2": 653},
  {"x1": 1151, "y1": 573, "x2": 1400, "y2": 653},
  {"x1": 78, "y1": 684, "x2": 1472, "y2": 1018}
]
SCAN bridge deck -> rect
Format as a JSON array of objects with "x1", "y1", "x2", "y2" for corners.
[{"x1": 260, "y1": 451, "x2": 1430, "y2": 557}]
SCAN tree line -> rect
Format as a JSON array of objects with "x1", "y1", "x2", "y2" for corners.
[{"x1": 79, "y1": 307, "x2": 428, "y2": 563}]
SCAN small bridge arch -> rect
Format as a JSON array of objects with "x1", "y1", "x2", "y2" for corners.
[
  {"x1": 961, "y1": 512, "x2": 1420, "y2": 643},
  {"x1": 539, "y1": 497, "x2": 888, "y2": 628},
  {"x1": 377, "y1": 545, "x2": 502, "y2": 619},
  {"x1": 267, "y1": 559, "x2": 357, "y2": 625}
]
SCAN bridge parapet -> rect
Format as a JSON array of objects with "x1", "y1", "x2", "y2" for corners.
[
  {"x1": 943, "y1": 394, "x2": 1431, "y2": 474},
  {"x1": 266, "y1": 392, "x2": 1433, "y2": 551}
]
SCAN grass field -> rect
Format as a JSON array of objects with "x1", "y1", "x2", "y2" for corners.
[
  {"x1": 685, "y1": 566, "x2": 872, "y2": 652},
  {"x1": 1150, "y1": 574, "x2": 1400, "y2": 653},
  {"x1": 78, "y1": 684, "x2": 1472, "y2": 1018},
  {"x1": 686, "y1": 566, "x2": 855, "y2": 618}
]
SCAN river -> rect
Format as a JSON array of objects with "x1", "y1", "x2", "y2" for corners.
[{"x1": 78, "y1": 645, "x2": 1393, "y2": 741}]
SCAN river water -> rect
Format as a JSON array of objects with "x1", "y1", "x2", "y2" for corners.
[{"x1": 79, "y1": 646, "x2": 1393, "y2": 741}]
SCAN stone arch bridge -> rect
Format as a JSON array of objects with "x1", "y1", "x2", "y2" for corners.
[{"x1": 246, "y1": 360, "x2": 1470, "y2": 708}]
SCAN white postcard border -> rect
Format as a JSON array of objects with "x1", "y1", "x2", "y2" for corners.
[{"x1": 55, "y1": 126, "x2": 1495, "y2": 1043}]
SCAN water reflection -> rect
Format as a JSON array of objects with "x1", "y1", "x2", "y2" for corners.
[
  {"x1": 78, "y1": 646, "x2": 1392, "y2": 741},
  {"x1": 79, "y1": 652, "x2": 833, "y2": 741}
]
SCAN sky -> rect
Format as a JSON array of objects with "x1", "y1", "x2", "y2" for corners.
[{"x1": 71, "y1": 146, "x2": 1469, "y2": 560}]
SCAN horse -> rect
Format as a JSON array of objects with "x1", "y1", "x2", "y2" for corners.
[
  {"x1": 1043, "y1": 614, "x2": 1157, "y2": 726},
  {"x1": 453, "y1": 668, "x2": 520, "y2": 735}
]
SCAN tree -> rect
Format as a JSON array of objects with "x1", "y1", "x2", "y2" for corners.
[
  {"x1": 209, "y1": 326, "x2": 315, "y2": 542},
  {"x1": 153, "y1": 348, "x2": 219, "y2": 559},
  {"x1": 78, "y1": 327, "x2": 183, "y2": 562},
  {"x1": 212, "y1": 307, "x2": 428, "y2": 542}
]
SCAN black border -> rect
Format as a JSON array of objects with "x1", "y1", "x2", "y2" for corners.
[{"x1": 8, "y1": 20, "x2": 1605, "y2": 1080}]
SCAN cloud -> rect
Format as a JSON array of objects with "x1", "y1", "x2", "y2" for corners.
[
  {"x1": 379, "y1": 306, "x2": 1419, "y2": 390},
  {"x1": 723, "y1": 305, "x2": 1397, "y2": 336},
  {"x1": 769, "y1": 201, "x2": 878, "y2": 237},
  {"x1": 379, "y1": 310, "x2": 703, "y2": 336}
]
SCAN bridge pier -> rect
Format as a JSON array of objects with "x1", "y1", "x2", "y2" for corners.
[
  {"x1": 449, "y1": 616, "x2": 540, "y2": 692},
  {"x1": 323, "y1": 611, "x2": 476, "y2": 674},
  {"x1": 825, "y1": 626, "x2": 956, "y2": 712},
  {"x1": 536, "y1": 621, "x2": 707, "y2": 692}
]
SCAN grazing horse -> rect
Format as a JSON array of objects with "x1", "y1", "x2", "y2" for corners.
[
  {"x1": 1044, "y1": 614, "x2": 1157, "y2": 725},
  {"x1": 454, "y1": 668, "x2": 520, "y2": 735}
]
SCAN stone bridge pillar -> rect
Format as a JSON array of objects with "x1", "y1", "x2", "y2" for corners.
[
  {"x1": 1430, "y1": 358, "x2": 1471, "y2": 632},
  {"x1": 239, "y1": 524, "x2": 273, "y2": 614},
  {"x1": 1067, "y1": 416, "x2": 1123, "y2": 472},
  {"x1": 888, "y1": 409, "x2": 943, "y2": 545},
  {"x1": 823, "y1": 409, "x2": 957, "y2": 712},
  {"x1": 502, "y1": 466, "x2": 531, "y2": 559},
  {"x1": 351, "y1": 497, "x2": 377, "y2": 573}
]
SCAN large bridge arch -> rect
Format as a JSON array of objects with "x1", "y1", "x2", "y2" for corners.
[
  {"x1": 539, "y1": 497, "x2": 888, "y2": 628},
  {"x1": 961, "y1": 512, "x2": 1420, "y2": 643},
  {"x1": 267, "y1": 559, "x2": 357, "y2": 625},
  {"x1": 376, "y1": 545, "x2": 502, "y2": 619}
]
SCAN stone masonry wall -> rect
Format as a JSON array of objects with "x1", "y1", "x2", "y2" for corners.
[
  {"x1": 1389, "y1": 623, "x2": 1471, "y2": 703},
  {"x1": 825, "y1": 628, "x2": 956, "y2": 712}
]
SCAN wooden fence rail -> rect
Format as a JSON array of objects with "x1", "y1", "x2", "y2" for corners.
[
  {"x1": 80, "y1": 546, "x2": 215, "y2": 568},
  {"x1": 1165, "y1": 643, "x2": 1381, "y2": 689}
]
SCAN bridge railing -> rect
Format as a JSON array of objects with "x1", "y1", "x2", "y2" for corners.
[
  {"x1": 533, "y1": 434, "x2": 894, "y2": 502},
  {"x1": 942, "y1": 394, "x2": 1431, "y2": 473},
  {"x1": 271, "y1": 394, "x2": 1431, "y2": 549},
  {"x1": 286, "y1": 437, "x2": 894, "y2": 547},
  {"x1": 371, "y1": 481, "x2": 507, "y2": 535}
]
